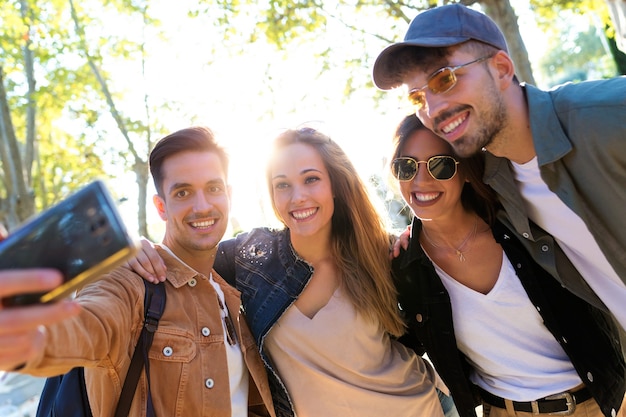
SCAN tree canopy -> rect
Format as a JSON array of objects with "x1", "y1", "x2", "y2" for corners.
[{"x1": 0, "y1": 0, "x2": 620, "y2": 234}]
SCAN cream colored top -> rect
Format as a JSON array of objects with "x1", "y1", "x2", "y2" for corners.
[{"x1": 265, "y1": 287, "x2": 444, "y2": 417}]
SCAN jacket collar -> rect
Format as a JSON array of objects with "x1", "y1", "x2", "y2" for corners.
[
  {"x1": 398, "y1": 218, "x2": 432, "y2": 270},
  {"x1": 483, "y1": 83, "x2": 573, "y2": 182},
  {"x1": 276, "y1": 228, "x2": 314, "y2": 273},
  {"x1": 155, "y1": 245, "x2": 204, "y2": 289},
  {"x1": 522, "y1": 83, "x2": 573, "y2": 165},
  {"x1": 156, "y1": 244, "x2": 241, "y2": 298}
]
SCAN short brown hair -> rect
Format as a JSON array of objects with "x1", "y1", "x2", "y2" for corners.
[{"x1": 149, "y1": 126, "x2": 229, "y2": 196}]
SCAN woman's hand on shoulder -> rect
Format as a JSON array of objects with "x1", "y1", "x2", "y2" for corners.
[
  {"x1": 126, "y1": 238, "x2": 166, "y2": 283},
  {"x1": 389, "y1": 225, "x2": 411, "y2": 259}
]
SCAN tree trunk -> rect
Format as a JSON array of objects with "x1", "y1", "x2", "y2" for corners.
[
  {"x1": 135, "y1": 161, "x2": 150, "y2": 239},
  {"x1": 479, "y1": 0, "x2": 536, "y2": 84},
  {"x1": 70, "y1": 0, "x2": 150, "y2": 237},
  {"x1": 606, "y1": 0, "x2": 626, "y2": 53},
  {"x1": 20, "y1": 0, "x2": 37, "y2": 185},
  {"x1": 0, "y1": 67, "x2": 35, "y2": 228}
]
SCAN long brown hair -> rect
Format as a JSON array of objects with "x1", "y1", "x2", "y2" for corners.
[{"x1": 267, "y1": 128, "x2": 405, "y2": 337}]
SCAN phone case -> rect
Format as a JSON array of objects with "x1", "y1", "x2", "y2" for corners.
[{"x1": 0, "y1": 180, "x2": 138, "y2": 306}]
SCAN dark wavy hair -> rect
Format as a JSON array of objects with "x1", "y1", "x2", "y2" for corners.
[{"x1": 382, "y1": 40, "x2": 515, "y2": 88}]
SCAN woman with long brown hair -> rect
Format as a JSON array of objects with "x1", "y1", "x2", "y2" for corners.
[{"x1": 131, "y1": 127, "x2": 446, "y2": 417}]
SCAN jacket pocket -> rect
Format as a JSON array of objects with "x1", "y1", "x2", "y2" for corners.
[
  {"x1": 144, "y1": 328, "x2": 197, "y2": 416},
  {"x1": 148, "y1": 327, "x2": 196, "y2": 362}
]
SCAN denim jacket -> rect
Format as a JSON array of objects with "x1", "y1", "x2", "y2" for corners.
[
  {"x1": 392, "y1": 218, "x2": 625, "y2": 417},
  {"x1": 215, "y1": 227, "x2": 313, "y2": 417}
]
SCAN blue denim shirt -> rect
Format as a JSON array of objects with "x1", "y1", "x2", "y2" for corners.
[
  {"x1": 215, "y1": 227, "x2": 313, "y2": 417},
  {"x1": 484, "y1": 78, "x2": 626, "y2": 311}
]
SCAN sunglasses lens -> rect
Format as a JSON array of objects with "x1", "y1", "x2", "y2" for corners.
[
  {"x1": 392, "y1": 158, "x2": 417, "y2": 181},
  {"x1": 408, "y1": 91, "x2": 426, "y2": 111},
  {"x1": 428, "y1": 156, "x2": 457, "y2": 180},
  {"x1": 428, "y1": 69, "x2": 456, "y2": 94}
]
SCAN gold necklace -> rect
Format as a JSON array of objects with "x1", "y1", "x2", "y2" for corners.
[{"x1": 422, "y1": 217, "x2": 478, "y2": 262}]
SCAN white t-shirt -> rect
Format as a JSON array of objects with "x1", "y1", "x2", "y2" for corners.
[
  {"x1": 160, "y1": 245, "x2": 248, "y2": 417},
  {"x1": 433, "y1": 251, "x2": 582, "y2": 401},
  {"x1": 209, "y1": 273, "x2": 249, "y2": 417},
  {"x1": 512, "y1": 156, "x2": 626, "y2": 330}
]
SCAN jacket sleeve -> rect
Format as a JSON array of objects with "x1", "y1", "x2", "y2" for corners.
[
  {"x1": 391, "y1": 248, "x2": 427, "y2": 356},
  {"x1": 215, "y1": 238, "x2": 237, "y2": 287},
  {"x1": 19, "y1": 268, "x2": 145, "y2": 378}
]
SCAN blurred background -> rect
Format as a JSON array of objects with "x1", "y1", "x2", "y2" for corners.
[{"x1": 1, "y1": 0, "x2": 625, "y2": 414}]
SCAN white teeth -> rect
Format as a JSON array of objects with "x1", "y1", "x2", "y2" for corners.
[
  {"x1": 292, "y1": 208, "x2": 316, "y2": 220},
  {"x1": 413, "y1": 192, "x2": 439, "y2": 202},
  {"x1": 191, "y1": 220, "x2": 215, "y2": 228},
  {"x1": 442, "y1": 115, "x2": 466, "y2": 134}
]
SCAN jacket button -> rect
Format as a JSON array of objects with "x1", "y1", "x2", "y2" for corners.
[
  {"x1": 202, "y1": 327, "x2": 211, "y2": 336},
  {"x1": 586, "y1": 372, "x2": 593, "y2": 382},
  {"x1": 611, "y1": 408, "x2": 616, "y2": 417},
  {"x1": 163, "y1": 346, "x2": 173, "y2": 357},
  {"x1": 416, "y1": 313, "x2": 423, "y2": 323},
  {"x1": 205, "y1": 378, "x2": 215, "y2": 389},
  {"x1": 188, "y1": 278, "x2": 197, "y2": 287},
  {"x1": 522, "y1": 232, "x2": 530, "y2": 239},
  {"x1": 541, "y1": 245, "x2": 549, "y2": 252}
]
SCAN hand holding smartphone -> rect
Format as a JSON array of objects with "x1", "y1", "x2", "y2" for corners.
[{"x1": 0, "y1": 180, "x2": 138, "y2": 306}]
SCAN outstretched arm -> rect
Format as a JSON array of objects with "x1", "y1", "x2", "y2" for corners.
[
  {"x1": 214, "y1": 239, "x2": 237, "y2": 287},
  {"x1": 0, "y1": 270, "x2": 80, "y2": 371}
]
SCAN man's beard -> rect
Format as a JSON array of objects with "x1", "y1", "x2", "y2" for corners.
[{"x1": 449, "y1": 82, "x2": 508, "y2": 158}]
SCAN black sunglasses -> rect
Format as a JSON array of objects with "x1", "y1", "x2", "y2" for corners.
[{"x1": 391, "y1": 155, "x2": 459, "y2": 181}]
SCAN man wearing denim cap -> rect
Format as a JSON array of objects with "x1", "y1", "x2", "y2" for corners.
[
  {"x1": 374, "y1": 3, "x2": 626, "y2": 333},
  {"x1": 373, "y1": 3, "x2": 626, "y2": 417}
]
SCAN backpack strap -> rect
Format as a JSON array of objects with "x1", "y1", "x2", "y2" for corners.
[{"x1": 114, "y1": 281, "x2": 166, "y2": 417}]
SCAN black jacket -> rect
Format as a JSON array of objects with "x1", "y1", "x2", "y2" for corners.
[{"x1": 392, "y1": 218, "x2": 625, "y2": 417}]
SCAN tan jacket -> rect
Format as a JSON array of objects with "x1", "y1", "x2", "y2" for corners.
[{"x1": 23, "y1": 247, "x2": 274, "y2": 417}]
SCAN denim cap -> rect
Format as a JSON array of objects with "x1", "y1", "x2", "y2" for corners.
[{"x1": 372, "y1": 3, "x2": 508, "y2": 90}]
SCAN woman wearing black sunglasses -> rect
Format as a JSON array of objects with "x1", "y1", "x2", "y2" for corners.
[{"x1": 390, "y1": 114, "x2": 625, "y2": 417}]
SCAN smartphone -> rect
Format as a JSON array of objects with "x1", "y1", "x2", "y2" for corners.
[{"x1": 0, "y1": 180, "x2": 138, "y2": 306}]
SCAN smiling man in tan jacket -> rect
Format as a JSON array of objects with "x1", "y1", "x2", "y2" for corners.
[{"x1": 16, "y1": 126, "x2": 274, "y2": 417}]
